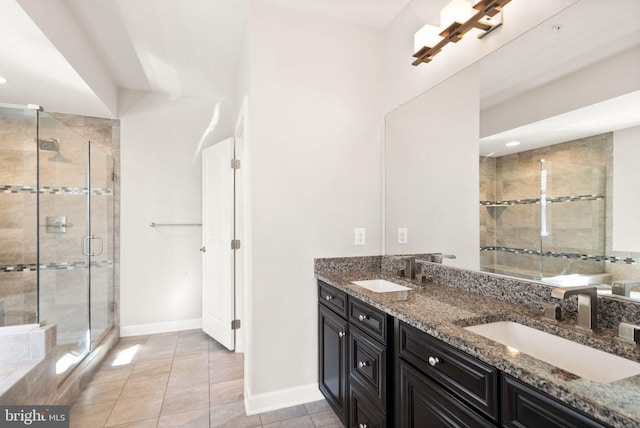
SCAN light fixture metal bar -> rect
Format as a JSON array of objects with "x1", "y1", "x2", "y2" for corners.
[{"x1": 412, "y1": 0, "x2": 512, "y2": 66}]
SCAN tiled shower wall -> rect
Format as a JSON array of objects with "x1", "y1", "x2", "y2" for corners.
[
  {"x1": 479, "y1": 133, "x2": 615, "y2": 279},
  {"x1": 0, "y1": 110, "x2": 38, "y2": 325},
  {"x1": 0, "y1": 109, "x2": 120, "y2": 334}
]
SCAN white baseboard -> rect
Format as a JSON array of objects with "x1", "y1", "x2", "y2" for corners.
[
  {"x1": 120, "y1": 318, "x2": 202, "y2": 337},
  {"x1": 244, "y1": 383, "x2": 323, "y2": 416}
]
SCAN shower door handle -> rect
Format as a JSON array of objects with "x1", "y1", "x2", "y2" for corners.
[{"x1": 83, "y1": 235, "x2": 104, "y2": 256}]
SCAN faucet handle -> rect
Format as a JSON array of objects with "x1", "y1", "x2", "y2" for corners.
[
  {"x1": 619, "y1": 322, "x2": 640, "y2": 345},
  {"x1": 533, "y1": 301, "x2": 562, "y2": 321},
  {"x1": 415, "y1": 273, "x2": 429, "y2": 283}
]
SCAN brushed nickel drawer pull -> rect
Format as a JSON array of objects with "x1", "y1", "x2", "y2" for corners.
[
  {"x1": 358, "y1": 361, "x2": 369, "y2": 369},
  {"x1": 338, "y1": 331, "x2": 346, "y2": 338},
  {"x1": 358, "y1": 314, "x2": 369, "y2": 322},
  {"x1": 428, "y1": 356, "x2": 440, "y2": 367},
  {"x1": 325, "y1": 295, "x2": 333, "y2": 301}
]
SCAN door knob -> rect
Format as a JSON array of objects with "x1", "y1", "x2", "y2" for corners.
[{"x1": 200, "y1": 246, "x2": 206, "y2": 253}]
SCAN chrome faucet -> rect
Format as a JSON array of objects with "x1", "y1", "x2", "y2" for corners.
[
  {"x1": 401, "y1": 256, "x2": 416, "y2": 279},
  {"x1": 612, "y1": 280, "x2": 640, "y2": 297},
  {"x1": 429, "y1": 253, "x2": 456, "y2": 263},
  {"x1": 551, "y1": 286, "x2": 598, "y2": 331}
]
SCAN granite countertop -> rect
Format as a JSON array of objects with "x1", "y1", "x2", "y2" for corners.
[{"x1": 316, "y1": 267, "x2": 640, "y2": 428}]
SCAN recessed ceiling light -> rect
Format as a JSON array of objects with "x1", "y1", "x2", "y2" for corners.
[
  {"x1": 0, "y1": 76, "x2": 7, "y2": 84},
  {"x1": 505, "y1": 141, "x2": 520, "y2": 147}
]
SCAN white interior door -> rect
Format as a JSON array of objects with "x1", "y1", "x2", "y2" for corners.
[{"x1": 202, "y1": 138, "x2": 235, "y2": 350}]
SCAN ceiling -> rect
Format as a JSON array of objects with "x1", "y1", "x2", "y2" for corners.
[
  {"x1": 0, "y1": 0, "x2": 413, "y2": 118},
  {"x1": 0, "y1": 0, "x2": 638, "y2": 151}
]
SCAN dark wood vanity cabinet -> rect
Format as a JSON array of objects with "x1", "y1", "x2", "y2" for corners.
[
  {"x1": 319, "y1": 281, "x2": 612, "y2": 428},
  {"x1": 396, "y1": 320, "x2": 499, "y2": 427},
  {"x1": 318, "y1": 281, "x2": 393, "y2": 427}
]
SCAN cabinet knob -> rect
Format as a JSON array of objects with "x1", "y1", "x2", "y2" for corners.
[
  {"x1": 358, "y1": 424, "x2": 369, "y2": 428},
  {"x1": 358, "y1": 314, "x2": 369, "y2": 322},
  {"x1": 325, "y1": 295, "x2": 333, "y2": 301},
  {"x1": 428, "y1": 356, "x2": 440, "y2": 367},
  {"x1": 358, "y1": 361, "x2": 369, "y2": 369},
  {"x1": 338, "y1": 331, "x2": 346, "y2": 338}
]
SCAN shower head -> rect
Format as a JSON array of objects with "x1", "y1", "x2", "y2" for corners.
[
  {"x1": 37, "y1": 138, "x2": 60, "y2": 152},
  {"x1": 36, "y1": 138, "x2": 71, "y2": 163}
]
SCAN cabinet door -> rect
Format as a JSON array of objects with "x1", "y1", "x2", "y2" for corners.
[
  {"x1": 501, "y1": 374, "x2": 607, "y2": 428},
  {"x1": 397, "y1": 360, "x2": 496, "y2": 428},
  {"x1": 319, "y1": 303, "x2": 349, "y2": 424},
  {"x1": 350, "y1": 384, "x2": 387, "y2": 428}
]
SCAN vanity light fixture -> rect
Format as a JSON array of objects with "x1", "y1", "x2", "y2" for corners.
[{"x1": 413, "y1": 0, "x2": 513, "y2": 66}]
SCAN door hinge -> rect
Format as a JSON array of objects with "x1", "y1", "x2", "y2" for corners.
[
  {"x1": 111, "y1": 301, "x2": 118, "y2": 313},
  {"x1": 231, "y1": 319, "x2": 241, "y2": 330},
  {"x1": 231, "y1": 239, "x2": 241, "y2": 250},
  {"x1": 230, "y1": 158, "x2": 241, "y2": 169}
]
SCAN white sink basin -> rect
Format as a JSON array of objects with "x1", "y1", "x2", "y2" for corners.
[
  {"x1": 465, "y1": 321, "x2": 640, "y2": 383},
  {"x1": 351, "y1": 279, "x2": 411, "y2": 293}
]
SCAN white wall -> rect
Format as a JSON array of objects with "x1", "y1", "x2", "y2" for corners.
[
  {"x1": 385, "y1": 65, "x2": 480, "y2": 269},
  {"x1": 242, "y1": 0, "x2": 383, "y2": 412},
  {"x1": 119, "y1": 90, "x2": 225, "y2": 335},
  {"x1": 613, "y1": 125, "x2": 640, "y2": 253}
]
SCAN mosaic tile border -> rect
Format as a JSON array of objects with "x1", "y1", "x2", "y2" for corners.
[
  {"x1": 481, "y1": 246, "x2": 639, "y2": 265},
  {"x1": 0, "y1": 260, "x2": 114, "y2": 272},
  {"x1": 0, "y1": 185, "x2": 113, "y2": 196},
  {"x1": 480, "y1": 193, "x2": 605, "y2": 207}
]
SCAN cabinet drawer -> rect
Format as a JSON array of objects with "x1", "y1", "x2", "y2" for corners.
[
  {"x1": 350, "y1": 384, "x2": 387, "y2": 428},
  {"x1": 349, "y1": 325, "x2": 389, "y2": 410},
  {"x1": 501, "y1": 374, "x2": 607, "y2": 428},
  {"x1": 349, "y1": 298, "x2": 391, "y2": 345},
  {"x1": 397, "y1": 359, "x2": 495, "y2": 428},
  {"x1": 397, "y1": 321, "x2": 498, "y2": 422},
  {"x1": 319, "y1": 281, "x2": 348, "y2": 318}
]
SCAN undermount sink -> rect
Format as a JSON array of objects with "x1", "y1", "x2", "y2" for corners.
[
  {"x1": 351, "y1": 279, "x2": 411, "y2": 293},
  {"x1": 464, "y1": 321, "x2": 640, "y2": 383}
]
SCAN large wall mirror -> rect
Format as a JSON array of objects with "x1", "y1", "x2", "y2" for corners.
[{"x1": 385, "y1": 1, "x2": 640, "y2": 300}]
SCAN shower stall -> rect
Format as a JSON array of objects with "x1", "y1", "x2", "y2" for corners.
[
  {"x1": 479, "y1": 133, "x2": 611, "y2": 284},
  {"x1": 0, "y1": 104, "x2": 116, "y2": 383}
]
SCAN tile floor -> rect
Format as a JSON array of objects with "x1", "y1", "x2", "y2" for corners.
[{"x1": 70, "y1": 329, "x2": 343, "y2": 428}]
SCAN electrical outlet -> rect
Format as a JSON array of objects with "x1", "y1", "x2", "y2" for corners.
[
  {"x1": 398, "y1": 227, "x2": 408, "y2": 244},
  {"x1": 355, "y1": 228, "x2": 366, "y2": 245}
]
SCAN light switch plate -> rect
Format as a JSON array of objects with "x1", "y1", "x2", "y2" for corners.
[
  {"x1": 397, "y1": 227, "x2": 408, "y2": 244},
  {"x1": 355, "y1": 228, "x2": 366, "y2": 245}
]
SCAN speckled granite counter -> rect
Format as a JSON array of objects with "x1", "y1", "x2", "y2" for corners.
[{"x1": 315, "y1": 256, "x2": 640, "y2": 428}]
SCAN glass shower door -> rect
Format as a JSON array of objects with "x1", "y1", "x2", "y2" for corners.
[
  {"x1": 540, "y1": 160, "x2": 607, "y2": 278},
  {"x1": 37, "y1": 111, "x2": 91, "y2": 381},
  {"x1": 89, "y1": 144, "x2": 115, "y2": 349}
]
